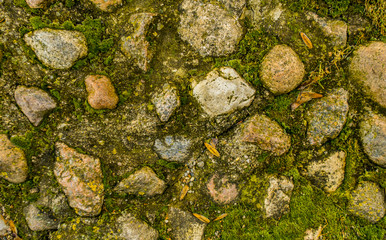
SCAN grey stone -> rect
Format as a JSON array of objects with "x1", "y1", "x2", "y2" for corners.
[
  {"x1": 179, "y1": 0, "x2": 243, "y2": 57},
  {"x1": 168, "y1": 207, "x2": 206, "y2": 240},
  {"x1": 348, "y1": 181, "x2": 385, "y2": 223},
  {"x1": 15, "y1": 86, "x2": 57, "y2": 126},
  {"x1": 360, "y1": 113, "x2": 386, "y2": 167},
  {"x1": 192, "y1": 67, "x2": 255, "y2": 117},
  {"x1": 264, "y1": 176, "x2": 294, "y2": 219},
  {"x1": 114, "y1": 166, "x2": 166, "y2": 197},
  {"x1": 24, "y1": 28, "x2": 88, "y2": 69},
  {"x1": 151, "y1": 83, "x2": 180, "y2": 122},
  {"x1": 217, "y1": 0, "x2": 246, "y2": 18},
  {"x1": 24, "y1": 203, "x2": 59, "y2": 231},
  {"x1": 0, "y1": 215, "x2": 10, "y2": 236},
  {"x1": 350, "y1": 41, "x2": 386, "y2": 108},
  {"x1": 154, "y1": 135, "x2": 192, "y2": 162},
  {"x1": 302, "y1": 151, "x2": 346, "y2": 193},
  {"x1": 26, "y1": 0, "x2": 54, "y2": 8},
  {"x1": 303, "y1": 226, "x2": 323, "y2": 240},
  {"x1": 116, "y1": 214, "x2": 159, "y2": 240},
  {"x1": 306, "y1": 88, "x2": 349, "y2": 146}
]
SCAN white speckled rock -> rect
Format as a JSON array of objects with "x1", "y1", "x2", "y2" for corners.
[
  {"x1": 264, "y1": 176, "x2": 294, "y2": 219},
  {"x1": 116, "y1": 214, "x2": 159, "y2": 240},
  {"x1": 151, "y1": 83, "x2": 180, "y2": 122}
]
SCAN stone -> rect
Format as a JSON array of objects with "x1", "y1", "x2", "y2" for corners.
[
  {"x1": 54, "y1": 142, "x2": 104, "y2": 217},
  {"x1": 168, "y1": 207, "x2": 206, "y2": 240},
  {"x1": 25, "y1": 0, "x2": 53, "y2": 8},
  {"x1": 0, "y1": 215, "x2": 11, "y2": 236},
  {"x1": 306, "y1": 88, "x2": 349, "y2": 146},
  {"x1": 151, "y1": 83, "x2": 180, "y2": 122},
  {"x1": 0, "y1": 134, "x2": 28, "y2": 184},
  {"x1": 350, "y1": 41, "x2": 386, "y2": 108},
  {"x1": 114, "y1": 166, "x2": 166, "y2": 197},
  {"x1": 264, "y1": 176, "x2": 294, "y2": 219},
  {"x1": 217, "y1": 0, "x2": 246, "y2": 18},
  {"x1": 302, "y1": 151, "x2": 346, "y2": 193},
  {"x1": 303, "y1": 226, "x2": 323, "y2": 240},
  {"x1": 240, "y1": 114, "x2": 291, "y2": 156},
  {"x1": 24, "y1": 203, "x2": 59, "y2": 231},
  {"x1": 85, "y1": 75, "x2": 119, "y2": 110},
  {"x1": 360, "y1": 113, "x2": 386, "y2": 168},
  {"x1": 348, "y1": 181, "x2": 385, "y2": 223},
  {"x1": 120, "y1": 13, "x2": 157, "y2": 71},
  {"x1": 207, "y1": 174, "x2": 239, "y2": 204},
  {"x1": 24, "y1": 28, "x2": 88, "y2": 69},
  {"x1": 14, "y1": 86, "x2": 57, "y2": 126},
  {"x1": 179, "y1": 0, "x2": 243, "y2": 57},
  {"x1": 260, "y1": 44, "x2": 305, "y2": 95},
  {"x1": 192, "y1": 67, "x2": 255, "y2": 117},
  {"x1": 153, "y1": 135, "x2": 192, "y2": 162},
  {"x1": 116, "y1": 214, "x2": 159, "y2": 240},
  {"x1": 89, "y1": 0, "x2": 122, "y2": 11}
]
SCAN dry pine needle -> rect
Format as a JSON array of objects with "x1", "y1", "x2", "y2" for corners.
[
  {"x1": 193, "y1": 213, "x2": 211, "y2": 223},
  {"x1": 300, "y1": 32, "x2": 313, "y2": 49},
  {"x1": 213, "y1": 213, "x2": 228, "y2": 221},
  {"x1": 204, "y1": 142, "x2": 220, "y2": 157},
  {"x1": 180, "y1": 185, "x2": 189, "y2": 200}
]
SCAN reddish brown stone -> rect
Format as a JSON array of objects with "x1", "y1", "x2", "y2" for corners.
[
  {"x1": 207, "y1": 174, "x2": 238, "y2": 204},
  {"x1": 25, "y1": 0, "x2": 54, "y2": 8},
  {"x1": 85, "y1": 75, "x2": 119, "y2": 110}
]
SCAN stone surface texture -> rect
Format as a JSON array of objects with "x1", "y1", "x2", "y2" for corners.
[
  {"x1": 24, "y1": 203, "x2": 59, "y2": 231},
  {"x1": 168, "y1": 207, "x2": 207, "y2": 240},
  {"x1": 89, "y1": 0, "x2": 122, "y2": 11},
  {"x1": 193, "y1": 67, "x2": 255, "y2": 117},
  {"x1": 207, "y1": 174, "x2": 239, "y2": 204},
  {"x1": 151, "y1": 83, "x2": 180, "y2": 122},
  {"x1": 85, "y1": 75, "x2": 119, "y2": 110},
  {"x1": 0, "y1": 215, "x2": 11, "y2": 236},
  {"x1": 24, "y1": 28, "x2": 88, "y2": 69},
  {"x1": 54, "y1": 142, "x2": 104, "y2": 216},
  {"x1": 264, "y1": 176, "x2": 294, "y2": 219},
  {"x1": 218, "y1": 0, "x2": 246, "y2": 18},
  {"x1": 153, "y1": 135, "x2": 192, "y2": 162},
  {"x1": 116, "y1": 214, "x2": 159, "y2": 240},
  {"x1": 15, "y1": 86, "x2": 57, "y2": 126},
  {"x1": 26, "y1": 0, "x2": 53, "y2": 8}
]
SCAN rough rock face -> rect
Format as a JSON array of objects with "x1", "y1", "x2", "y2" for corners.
[
  {"x1": 360, "y1": 113, "x2": 386, "y2": 167},
  {"x1": 24, "y1": 28, "x2": 88, "y2": 69},
  {"x1": 207, "y1": 174, "x2": 239, "y2": 204},
  {"x1": 217, "y1": 0, "x2": 246, "y2": 18},
  {"x1": 240, "y1": 114, "x2": 291, "y2": 156},
  {"x1": 151, "y1": 83, "x2": 180, "y2": 122},
  {"x1": 260, "y1": 44, "x2": 305, "y2": 95},
  {"x1": 24, "y1": 203, "x2": 59, "y2": 231},
  {"x1": 153, "y1": 135, "x2": 192, "y2": 162},
  {"x1": 302, "y1": 151, "x2": 346, "y2": 193},
  {"x1": 89, "y1": 0, "x2": 122, "y2": 11},
  {"x1": 264, "y1": 176, "x2": 294, "y2": 219},
  {"x1": 0, "y1": 134, "x2": 28, "y2": 184},
  {"x1": 116, "y1": 214, "x2": 159, "y2": 240},
  {"x1": 168, "y1": 207, "x2": 207, "y2": 240},
  {"x1": 114, "y1": 166, "x2": 167, "y2": 197},
  {"x1": 14, "y1": 86, "x2": 57, "y2": 126},
  {"x1": 120, "y1": 13, "x2": 157, "y2": 71},
  {"x1": 350, "y1": 41, "x2": 386, "y2": 108},
  {"x1": 348, "y1": 181, "x2": 385, "y2": 223},
  {"x1": 306, "y1": 88, "x2": 349, "y2": 146},
  {"x1": 54, "y1": 142, "x2": 104, "y2": 216},
  {"x1": 26, "y1": 0, "x2": 53, "y2": 8},
  {"x1": 179, "y1": 0, "x2": 243, "y2": 57},
  {"x1": 192, "y1": 67, "x2": 255, "y2": 117},
  {"x1": 0, "y1": 215, "x2": 11, "y2": 236},
  {"x1": 85, "y1": 75, "x2": 119, "y2": 110}
]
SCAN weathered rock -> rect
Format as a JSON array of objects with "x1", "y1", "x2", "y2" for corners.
[
  {"x1": 207, "y1": 174, "x2": 239, "y2": 204},
  {"x1": 120, "y1": 13, "x2": 157, "y2": 71},
  {"x1": 0, "y1": 215, "x2": 10, "y2": 236},
  {"x1": 192, "y1": 67, "x2": 255, "y2": 117},
  {"x1": 151, "y1": 83, "x2": 180, "y2": 122},
  {"x1": 24, "y1": 203, "x2": 59, "y2": 231},
  {"x1": 179, "y1": 0, "x2": 243, "y2": 57},
  {"x1": 302, "y1": 151, "x2": 346, "y2": 193},
  {"x1": 114, "y1": 166, "x2": 166, "y2": 197},
  {"x1": 240, "y1": 114, "x2": 291, "y2": 156},
  {"x1": 217, "y1": 0, "x2": 246, "y2": 18},
  {"x1": 260, "y1": 44, "x2": 305, "y2": 95},
  {"x1": 168, "y1": 207, "x2": 206, "y2": 240},
  {"x1": 154, "y1": 135, "x2": 192, "y2": 162},
  {"x1": 350, "y1": 41, "x2": 386, "y2": 108},
  {"x1": 360, "y1": 113, "x2": 386, "y2": 168},
  {"x1": 89, "y1": 0, "x2": 122, "y2": 11},
  {"x1": 85, "y1": 75, "x2": 119, "y2": 110},
  {"x1": 303, "y1": 226, "x2": 323, "y2": 240},
  {"x1": 24, "y1": 28, "x2": 88, "y2": 69},
  {"x1": 0, "y1": 134, "x2": 28, "y2": 184},
  {"x1": 25, "y1": 0, "x2": 53, "y2": 8},
  {"x1": 348, "y1": 181, "x2": 385, "y2": 223},
  {"x1": 116, "y1": 214, "x2": 159, "y2": 240},
  {"x1": 14, "y1": 86, "x2": 57, "y2": 126},
  {"x1": 306, "y1": 88, "x2": 349, "y2": 146},
  {"x1": 54, "y1": 142, "x2": 104, "y2": 216},
  {"x1": 264, "y1": 176, "x2": 294, "y2": 219}
]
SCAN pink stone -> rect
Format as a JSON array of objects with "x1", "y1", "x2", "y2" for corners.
[
  {"x1": 25, "y1": 0, "x2": 54, "y2": 8},
  {"x1": 207, "y1": 174, "x2": 238, "y2": 204},
  {"x1": 85, "y1": 75, "x2": 119, "y2": 110}
]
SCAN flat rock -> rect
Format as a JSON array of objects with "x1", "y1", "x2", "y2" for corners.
[
  {"x1": 151, "y1": 83, "x2": 180, "y2": 122},
  {"x1": 207, "y1": 174, "x2": 239, "y2": 204},
  {"x1": 15, "y1": 86, "x2": 57, "y2": 126},
  {"x1": 114, "y1": 166, "x2": 166, "y2": 197},
  {"x1": 264, "y1": 176, "x2": 294, "y2": 219},
  {"x1": 192, "y1": 67, "x2": 255, "y2": 117},
  {"x1": 116, "y1": 214, "x2": 159, "y2": 240},
  {"x1": 260, "y1": 44, "x2": 305, "y2": 95},
  {"x1": 350, "y1": 41, "x2": 386, "y2": 108},
  {"x1": 89, "y1": 0, "x2": 122, "y2": 11},
  {"x1": 360, "y1": 113, "x2": 386, "y2": 168},
  {"x1": 153, "y1": 135, "x2": 192, "y2": 162},
  {"x1": 302, "y1": 151, "x2": 346, "y2": 193},
  {"x1": 168, "y1": 207, "x2": 206, "y2": 240},
  {"x1": 348, "y1": 181, "x2": 385, "y2": 223},
  {"x1": 54, "y1": 142, "x2": 104, "y2": 216},
  {"x1": 85, "y1": 75, "x2": 119, "y2": 110},
  {"x1": 24, "y1": 203, "x2": 59, "y2": 231},
  {"x1": 179, "y1": 0, "x2": 243, "y2": 57},
  {"x1": 0, "y1": 134, "x2": 28, "y2": 184},
  {"x1": 24, "y1": 28, "x2": 88, "y2": 69},
  {"x1": 306, "y1": 88, "x2": 349, "y2": 146},
  {"x1": 26, "y1": 0, "x2": 54, "y2": 8}
]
